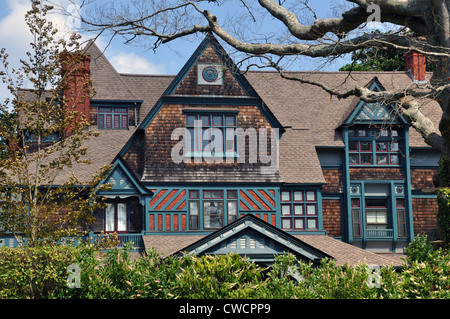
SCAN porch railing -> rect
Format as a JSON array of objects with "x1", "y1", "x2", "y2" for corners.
[{"x1": 366, "y1": 229, "x2": 394, "y2": 238}]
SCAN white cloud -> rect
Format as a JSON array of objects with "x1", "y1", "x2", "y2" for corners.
[{"x1": 109, "y1": 52, "x2": 166, "y2": 75}]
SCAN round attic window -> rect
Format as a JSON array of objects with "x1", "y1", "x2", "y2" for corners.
[{"x1": 202, "y1": 65, "x2": 219, "y2": 83}]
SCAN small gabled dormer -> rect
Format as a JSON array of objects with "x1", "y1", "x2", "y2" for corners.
[{"x1": 342, "y1": 78, "x2": 409, "y2": 168}]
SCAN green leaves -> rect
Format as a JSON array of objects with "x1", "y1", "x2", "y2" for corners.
[
  {"x1": 3, "y1": 243, "x2": 450, "y2": 299},
  {"x1": 0, "y1": 1, "x2": 111, "y2": 247}
]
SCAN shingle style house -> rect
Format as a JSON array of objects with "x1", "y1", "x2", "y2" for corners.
[{"x1": 11, "y1": 34, "x2": 441, "y2": 267}]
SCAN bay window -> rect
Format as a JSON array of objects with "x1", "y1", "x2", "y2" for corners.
[
  {"x1": 348, "y1": 126, "x2": 402, "y2": 166},
  {"x1": 349, "y1": 182, "x2": 408, "y2": 239}
]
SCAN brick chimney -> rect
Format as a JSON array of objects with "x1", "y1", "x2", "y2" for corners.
[
  {"x1": 61, "y1": 52, "x2": 91, "y2": 127},
  {"x1": 404, "y1": 51, "x2": 427, "y2": 83}
]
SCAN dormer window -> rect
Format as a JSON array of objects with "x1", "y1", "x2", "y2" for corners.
[
  {"x1": 97, "y1": 107, "x2": 128, "y2": 129},
  {"x1": 348, "y1": 126, "x2": 403, "y2": 166}
]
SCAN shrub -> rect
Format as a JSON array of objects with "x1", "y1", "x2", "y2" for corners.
[
  {"x1": 405, "y1": 234, "x2": 435, "y2": 264},
  {"x1": 0, "y1": 245, "x2": 78, "y2": 298}
]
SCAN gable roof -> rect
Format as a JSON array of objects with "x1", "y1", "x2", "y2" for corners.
[
  {"x1": 341, "y1": 77, "x2": 409, "y2": 126},
  {"x1": 84, "y1": 41, "x2": 138, "y2": 101},
  {"x1": 136, "y1": 33, "x2": 284, "y2": 133},
  {"x1": 143, "y1": 214, "x2": 404, "y2": 266},
  {"x1": 173, "y1": 214, "x2": 332, "y2": 265},
  {"x1": 97, "y1": 156, "x2": 151, "y2": 196},
  {"x1": 245, "y1": 70, "x2": 442, "y2": 149},
  {"x1": 63, "y1": 38, "x2": 442, "y2": 188}
]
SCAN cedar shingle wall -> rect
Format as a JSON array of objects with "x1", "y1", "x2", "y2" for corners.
[
  {"x1": 123, "y1": 131, "x2": 145, "y2": 177},
  {"x1": 411, "y1": 168, "x2": 437, "y2": 191},
  {"x1": 412, "y1": 197, "x2": 438, "y2": 235},
  {"x1": 322, "y1": 199, "x2": 342, "y2": 237},
  {"x1": 322, "y1": 169, "x2": 344, "y2": 193},
  {"x1": 349, "y1": 167, "x2": 405, "y2": 180},
  {"x1": 174, "y1": 45, "x2": 248, "y2": 97},
  {"x1": 142, "y1": 103, "x2": 278, "y2": 182}
]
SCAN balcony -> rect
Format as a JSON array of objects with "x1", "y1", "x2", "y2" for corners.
[{"x1": 366, "y1": 229, "x2": 394, "y2": 238}]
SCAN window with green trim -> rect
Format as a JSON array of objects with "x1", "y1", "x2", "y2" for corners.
[
  {"x1": 185, "y1": 113, "x2": 237, "y2": 156},
  {"x1": 98, "y1": 107, "x2": 129, "y2": 129},
  {"x1": 348, "y1": 126, "x2": 403, "y2": 166},
  {"x1": 280, "y1": 189, "x2": 318, "y2": 230},
  {"x1": 187, "y1": 189, "x2": 238, "y2": 230}
]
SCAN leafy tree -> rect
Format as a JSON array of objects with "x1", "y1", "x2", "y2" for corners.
[
  {"x1": 339, "y1": 47, "x2": 406, "y2": 72},
  {"x1": 339, "y1": 31, "x2": 435, "y2": 72},
  {"x1": 0, "y1": 1, "x2": 111, "y2": 247}
]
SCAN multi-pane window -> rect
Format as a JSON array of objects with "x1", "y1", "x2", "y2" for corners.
[
  {"x1": 365, "y1": 199, "x2": 388, "y2": 230},
  {"x1": 185, "y1": 113, "x2": 237, "y2": 156},
  {"x1": 348, "y1": 127, "x2": 402, "y2": 166},
  {"x1": 98, "y1": 107, "x2": 129, "y2": 129},
  {"x1": 280, "y1": 189, "x2": 318, "y2": 230},
  {"x1": 349, "y1": 182, "x2": 407, "y2": 239},
  {"x1": 203, "y1": 190, "x2": 224, "y2": 229},
  {"x1": 397, "y1": 199, "x2": 407, "y2": 237},
  {"x1": 188, "y1": 190, "x2": 238, "y2": 230}
]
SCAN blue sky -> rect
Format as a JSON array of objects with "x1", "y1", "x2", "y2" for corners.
[{"x1": 0, "y1": 0, "x2": 392, "y2": 100}]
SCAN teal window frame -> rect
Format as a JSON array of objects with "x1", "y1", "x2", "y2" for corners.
[
  {"x1": 97, "y1": 107, "x2": 129, "y2": 129},
  {"x1": 187, "y1": 189, "x2": 239, "y2": 230},
  {"x1": 349, "y1": 181, "x2": 407, "y2": 240},
  {"x1": 280, "y1": 189, "x2": 319, "y2": 231},
  {"x1": 184, "y1": 111, "x2": 238, "y2": 158},
  {"x1": 347, "y1": 126, "x2": 403, "y2": 167}
]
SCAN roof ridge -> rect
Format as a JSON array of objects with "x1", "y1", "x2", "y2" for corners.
[
  {"x1": 84, "y1": 41, "x2": 139, "y2": 100},
  {"x1": 119, "y1": 73, "x2": 176, "y2": 78}
]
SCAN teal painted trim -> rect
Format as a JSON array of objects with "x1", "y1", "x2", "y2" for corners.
[
  {"x1": 118, "y1": 131, "x2": 139, "y2": 158},
  {"x1": 90, "y1": 99, "x2": 143, "y2": 107},
  {"x1": 343, "y1": 127, "x2": 352, "y2": 243},
  {"x1": 135, "y1": 34, "x2": 284, "y2": 135},
  {"x1": 241, "y1": 189, "x2": 267, "y2": 211},
  {"x1": 342, "y1": 79, "x2": 408, "y2": 126},
  {"x1": 173, "y1": 96, "x2": 259, "y2": 106},
  {"x1": 253, "y1": 189, "x2": 276, "y2": 210},
  {"x1": 144, "y1": 196, "x2": 151, "y2": 232},
  {"x1": 411, "y1": 193, "x2": 437, "y2": 199},
  {"x1": 404, "y1": 128, "x2": 414, "y2": 243},
  {"x1": 317, "y1": 189, "x2": 323, "y2": 230},
  {"x1": 149, "y1": 190, "x2": 172, "y2": 211},
  {"x1": 390, "y1": 182, "x2": 399, "y2": 241},
  {"x1": 97, "y1": 156, "x2": 151, "y2": 196},
  {"x1": 162, "y1": 34, "x2": 258, "y2": 98},
  {"x1": 159, "y1": 189, "x2": 184, "y2": 211}
]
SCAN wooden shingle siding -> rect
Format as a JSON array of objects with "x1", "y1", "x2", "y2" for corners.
[
  {"x1": 411, "y1": 168, "x2": 437, "y2": 191},
  {"x1": 322, "y1": 169, "x2": 344, "y2": 193},
  {"x1": 412, "y1": 197, "x2": 438, "y2": 235},
  {"x1": 349, "y1": 167, "x2": 406, "y2": 180},
  {"x1": 322, "y1": 199, "x2": 342, "y2": 237},
  {"x1": 173, "y1": 45, "x2": 248, "y2": 97},
  {"x1": 142, "y1": 103, "x2": 280, "y2": 182}
]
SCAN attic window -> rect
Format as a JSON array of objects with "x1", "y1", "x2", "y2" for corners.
[
  {"x1": 98, "y1": 107, "x2": 128, "y2": 129},
  {"x1": 197, "y1": 63, "x2": 223, "y2": 86}
]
